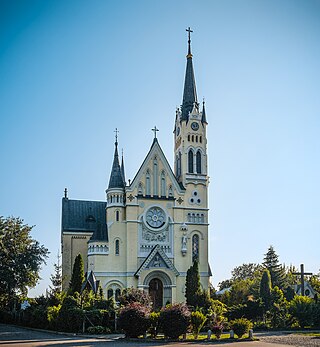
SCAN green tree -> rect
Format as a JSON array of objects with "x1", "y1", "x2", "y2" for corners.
[
  {"x1": 260, "y1": 269, "x2": 272, "y2": 312},
  {"x1": 231, "y1": 263, "x2": 263, "y2": 282},
  {"x1": 185, "y1": 260, "x2": 201, "y2": 307},
  {"x1": 289, "y1": 295, "x2": 313, "y2": 328},
  {"x1": 263, "y1": 246, "x2": 286, "y2": 289},
  {"x1": 0, "y1": 216, "x2": 49, "y2": 308},
  {"x1": 269, "y1": 286, "x2": 288, "y2": 328},
  {"x1": 69, "y1": 254, "x2": 84, "y2": 295},
  {"x1": 49, "y1": 252, "x2": 62, "y2": 297}
]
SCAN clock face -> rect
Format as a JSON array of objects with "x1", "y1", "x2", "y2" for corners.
[
  {"x1": 146, "y1": 207, "x2": 166, "y2": 229},
  {"x1": 191, "y1": 122, "x2": 199, "y2": 131}
]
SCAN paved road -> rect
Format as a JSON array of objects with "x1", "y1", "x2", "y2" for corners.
[{"x1": 0, "y1": 324, "x2": 291, "y2": 347}]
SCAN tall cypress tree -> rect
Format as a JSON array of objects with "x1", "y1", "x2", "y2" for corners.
[
  {"x1": 69, "y1": 254, "x2": 85, "y2": 294},
  {"x1": 49, "y1": 252, "x2": 62, "y2": 297},
  {"x1": 260, "y1": 269, "x2": 272, "y2": 311},
  {"x1": 263, "y1": 246, "x2": 285, "y2": 289},
  {"x1": 185, "y1": 260, "x2": 201, "y2": 307}
]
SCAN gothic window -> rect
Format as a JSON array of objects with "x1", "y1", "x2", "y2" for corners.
[
  {"x1": 153, "y1": 158, "x2": 158, "y2": 196},
  {"x1": 115, "y1": 239, "x2": 120, "y2": 255},
  {"x1": 192, "y1": 135, "x2": 194, "y2": 142},
  {"x1": 115, "y1": 288, "x2": 121, "y2": 302},
  {"x1": 188, "y1": 150, "x2": 194, "y2": 173},
  {"x1": 200, "y1": 136, "x2": 202, "y2": 143},
  {"x1": 196, "y1": 135, "x2": 198, "y2": 142},
  {"x1": 196, "y1": 151, "x2": 202, "y2": 174},
  {"x1": 192, "y1": 234, "x2": 199, "y2": 262},
  {"x1": 115, "y1": 210, "x2": 120, "y2": 222},
  {"x1": 188, "y1": 134, "x2": 190, "y2": 141},
  {"x1": 107, "y1": 288, "x2": 113, "y2": 299},
  {"x1": 177, "y1": 152, "x2": 182, "y2": 177},
  {"x1": 146, "y1": 169, "x2": 151, "y2": 195},
  {"x1": 161, "y1": 171, "x2": 166, "y2": 197},
  {"x1": 168, "y1": 185, "x2": 173, "y2": 197},
  {"x1": 138, "y1": 182, "x2": 143, "y2": 195}
]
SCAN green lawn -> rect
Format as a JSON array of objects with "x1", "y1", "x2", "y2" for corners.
[{"x1": 296, "y1": 332, "x2": 320, "y2": 337}]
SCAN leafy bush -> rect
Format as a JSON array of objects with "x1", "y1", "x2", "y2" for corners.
[
  {"x1": 118, "y1": 288, "x2": 151, "y2": 308},
  {"x1": 118, "y1": 302, "x2": 150, "y2": 338},
  {"x1": 159, "y1": 303, "x2": 190, "y2": 339},
  {"x1": 58, "y1": 296, "x2": 83, "y2": 332},
  {"x1": 149, "y1": 312, "x2": 160, "y2": 338},
  {"x1": 87, "y1": 325, "x2": 105, "y2": 334},
  {"x1": 191, "y1": 311, "x2": 207, "y2": 339},
  {"x1": 289, "y1": 295, "x2": 313, "y2": 328},
  {"x1": 47, "y1": 305, "x2": 61, "y2": 330},
  {"x1": 211, "y1": 323, "x2": 224, "y2": 339},
  {"x1": 230, "y1": 318, "x2": 253, "y2": 338}
]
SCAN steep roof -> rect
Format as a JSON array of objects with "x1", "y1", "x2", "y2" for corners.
[
  {"x1": 108, "y1": 140, "x2": 125, "y2": 189},
  {"x1": 181, "y1": 33, "x2": 198, "y2": 121},
  {"x1": 61, "y1": 198, "x2": 107, "y2": 240}
]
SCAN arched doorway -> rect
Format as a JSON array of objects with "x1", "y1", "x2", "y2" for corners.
[{"x1": 149, "y1": 278, "x2": 163, "y2": 310}]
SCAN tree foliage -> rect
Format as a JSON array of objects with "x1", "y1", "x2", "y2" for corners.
[
  {"x1": 0, "y1": 216, "x2": 49, "y2": 307},
  {"x1": 260, "y1": 269, "x2": 272, "y2": 311},
  {"x1": 231, "y1": 263, "x2": 263, "y2": 282},
  {"x1": 185, "y1": 260, "x2": 201, "y2": 307},
  {"x1": 263, "y1": 246, "x2": 285, "y2": 289},
  {"x1": 69, "y1": 254, "x2": 84, "y2": 294},
  {"x1": 118, "y1": 287, "x2": 151, "y2": 308}
]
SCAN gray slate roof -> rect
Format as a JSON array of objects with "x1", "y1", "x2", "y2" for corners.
[{"x1": 61, "y1": 198, "x2": 108, "y2": 241}]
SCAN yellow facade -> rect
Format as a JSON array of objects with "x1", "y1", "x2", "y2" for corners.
[{"x1": 61, "y1": 34, "x2": 211, "y2": 305}]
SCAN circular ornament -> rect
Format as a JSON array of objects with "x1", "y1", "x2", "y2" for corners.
[{"x1": 145, "y1": 206, "x2": 166, "y2": 229}]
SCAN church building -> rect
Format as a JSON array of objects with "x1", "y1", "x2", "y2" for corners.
[{"x1": 61, "y1": 29, "x2": 211, "y2": 307}]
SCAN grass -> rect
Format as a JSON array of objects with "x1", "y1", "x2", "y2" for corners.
[{"x1": 296, "y1": 332, "x2": 320, "y2": 337}]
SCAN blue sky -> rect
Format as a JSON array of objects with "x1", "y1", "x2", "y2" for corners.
[{"x1": 1, "y1": 0, "x2": 319, "y2": 296}]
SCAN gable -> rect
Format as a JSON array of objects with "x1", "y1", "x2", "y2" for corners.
[
  {"x1": 127, "y1": 139, "x2": 185, "y2": 197},
  {"x1": 135, "y1": 244, "x2": 180, "y2": 277}
]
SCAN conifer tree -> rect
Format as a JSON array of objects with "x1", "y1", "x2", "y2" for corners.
[
  {"x1": 260, "y1": 269, "x2": 272, "y2": 311},
  {"x1": 263, "y1": 246, "x2": 285, "y2": 289},
  {"x1": 69, "y1": 254, "x2": 84, "y2": 294},
  {"x1": 49, "y1": 251, "x2": 62, "y2": 297},
  {"x1": 185, "y1": 260, "x2": 201, "y2": 307}
]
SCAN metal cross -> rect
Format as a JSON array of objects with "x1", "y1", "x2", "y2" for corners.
[
  {"x1": 186, "y1": 27, "x2": 193, "y2": 42},
  {"x1": 293, "y1": 264, "x2": 313, "y2": 296},
  {"x1": 152, "y1": 126, "x2": 159, "y2": 138},
  {"x1": 114, "y1": 128, "x2": 119, "y2": 142}
]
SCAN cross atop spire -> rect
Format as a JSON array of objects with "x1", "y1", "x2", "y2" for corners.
[
  {"x1": 186, "y1": 27, "x2": 193, "y2": 56},
  {"x1": 151, "y1": 126, "x2": 159, "y2": 139},
  {"x1": 114, "y1": 128, "x2": 119, "y2": 144}
]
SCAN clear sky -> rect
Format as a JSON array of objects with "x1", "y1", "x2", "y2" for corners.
[{"x1": 1, "y1": 0, "x2": 319, "y2": 296}]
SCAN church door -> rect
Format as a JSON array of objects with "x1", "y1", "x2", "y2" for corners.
[{"x1": 149, "y1": 278, "x2": 163, "y2": 310}]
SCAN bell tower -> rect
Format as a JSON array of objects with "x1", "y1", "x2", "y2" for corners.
[{"x1": 174, "y1": 28, "x2": 208, "y2": 191}]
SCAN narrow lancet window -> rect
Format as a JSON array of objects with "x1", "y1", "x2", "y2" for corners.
[
  {"x1": 192, "y1": 234, "x2": 199, "y2": 262},
  {"x1": 196, "y1": 151, "x2": 202, "y2": 174},
  {"x1": 188, "y1": 150, "x2": 194, "y2": 173}
]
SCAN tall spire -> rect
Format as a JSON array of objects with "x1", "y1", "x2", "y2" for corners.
[
  {"x1": 121, "y1": 149, "x2": 126, "y2": 185},
  {"x1": 108, "y1": 129, "x2": 125, "y2": 189},
  {"x1": 201, "y1": 98, "x2": 207, "y2": 124},
  {"x1": 181, "y1": 27, "x2": 198, "y2": 121}
]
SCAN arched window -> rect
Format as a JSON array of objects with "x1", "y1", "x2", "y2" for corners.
[
  {"x1": 177, "y1": 152, "x2": 182, "y2": 177},
  {"x1": 196, "y1": 151, "x2": 202, "y2": 174},
  {"x1": 107, "y1": 288, "x2": 113, "y2": 299},
  {"x1": 188, "y1": 134, "x2": 190, "y2": 141},
  {"x1": 115, "y1": 288, "x2": 121, "y2": 302},
  {"x1": 146, "y1": 169, "x2": 151, "y2": 195},
  {"x1": 188, "y1": 150, "x2": 194, "y2": 173},
  {"x1": 200, "y1": 136, "x2": 202, "y2": 143},
  {"x1": 168, "y1": 185, "x2": 173, "y2": 197},
  {"x1": 138, "y1": 182, "x2": 143, "y2": 195},
  {"x1": 153, "y1": 157, "x2": 158, "y2": 196},
  {"x1": 115, "y1": 210, "x2": 120, "y2": 222},
  {"x1": 192, "y1": 135, "x2": 194, "y2": 142},
  {"x1": 196, "y1": 135, "x2": 198, "y2": 142},
  {"x1": 192, "y1": 234, "x2": 199, "y2": 262},
  {"x1": 161, "y1": 171, "x2": 166, "y2": 197},
  {"x1": 115, "y1": 239, "x2": 120, "y2": 255}
]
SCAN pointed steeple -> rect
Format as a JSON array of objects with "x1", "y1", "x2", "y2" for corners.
[
  {"x1": 181, "y1": 27, "x2": 198, "y2": 121},
  {"x1": 121, "y1": 149, "x2": 126, "y2": 185},
  {"x1": 201, "y1": 99, "x2": 207, "y2": 124},
  {"x1": 108, "y1": 129, "x2": 125, "y2": 189}
]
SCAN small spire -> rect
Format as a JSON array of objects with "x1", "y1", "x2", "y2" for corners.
[
  {"x1": 64, "y1": 188, "x2": 68, "y2": 199},
  {"x1": 201, "y1": 98, "x2": 207, "y2": 124},
  {"x1": 108, "y1": 130, "x2": 125, "y2": 189},
  {"x1": 121, "y1": 149, "x2": 126, "y2": 185}
]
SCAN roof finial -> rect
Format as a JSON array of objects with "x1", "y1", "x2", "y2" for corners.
[
  {"x1": 114, "y1": 128, "x2": 119, "y2": 145},
  {"x1": 64, "y1": 188, "x2": 68, "y2": 199},
  {"x1": 186, "y1": 27, "x2": 193, "y2": 57},
  {"x1": 151, "y1": 126, "x2": 159, "y2": 139}
]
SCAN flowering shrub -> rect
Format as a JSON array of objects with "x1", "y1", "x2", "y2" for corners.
[
  {"x1": 159, "y1": 303, "x2": 190, "y2": 339},
  {"x1": 230, "y1": 318, "x2": 253, "y2": 338},
  {"x1": 191, "y1": 311, "x2": 207, "y2": 339},
  {"x1": 211, "y1": 323, "x2": 224, "y2": 339},
  {"x1": 118, "y1": 302, "x2": 150, "y2": 338}
]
